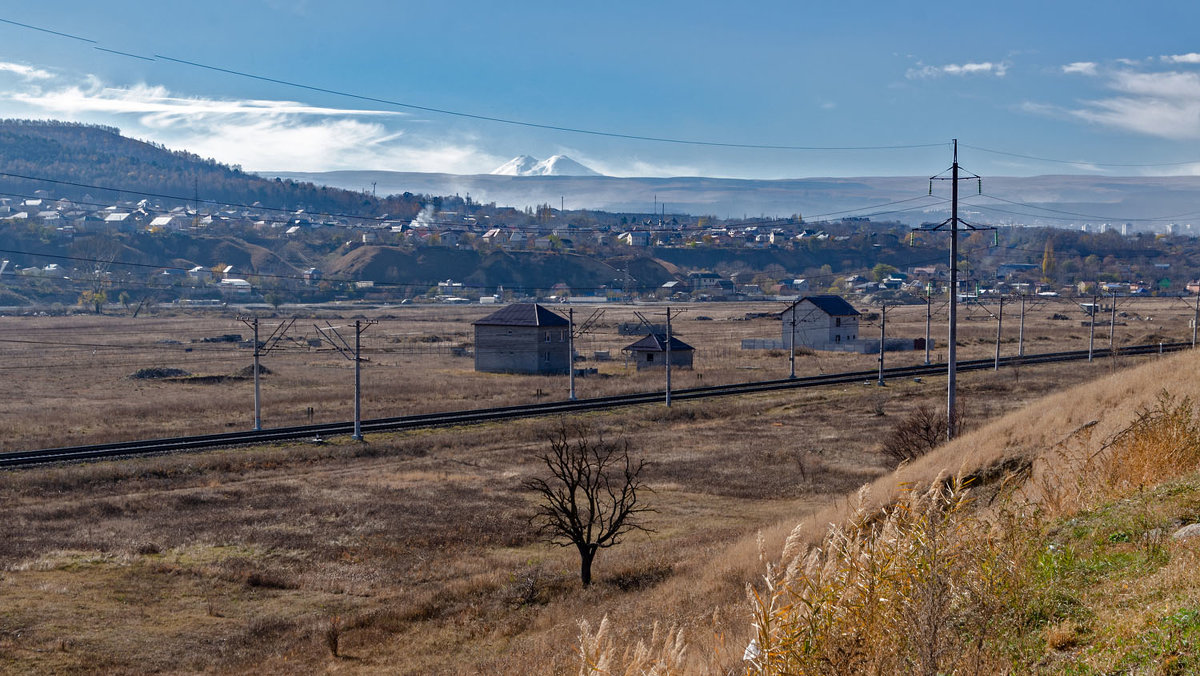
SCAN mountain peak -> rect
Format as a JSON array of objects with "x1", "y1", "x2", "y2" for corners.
[{"x1": 490, "y1": 154, "x2": 601, "y2": 177}]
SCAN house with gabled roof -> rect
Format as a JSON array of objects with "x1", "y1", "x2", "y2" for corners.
[
  {"x1": 473, "y1": 303, "x2": 571, "y2": 374},
  {"x1": 781, "y1": 294, "x2": 861, "y2": 350},
  {"x1": 624, "y1": 333, "x2": 694, "y2": 370}
]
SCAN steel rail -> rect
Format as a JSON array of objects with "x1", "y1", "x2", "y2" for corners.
[{"x1": 1, "y1": 341, "x2": 1188, "y2": 468}]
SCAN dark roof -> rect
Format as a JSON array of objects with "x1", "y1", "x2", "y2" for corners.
[
  {"x1": 798, "y1": 294, "x2": 860, "y2": 317},
  {"x1": 473, "y1": 303, "x2": 569, "y2": 327},
  {"x1": 624, "y1": 333, "x2": 694, "y2": 352}
]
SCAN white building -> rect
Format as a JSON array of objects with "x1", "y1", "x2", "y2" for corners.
[{"x1": 781, "y1": 295, "x2": 861, "y2": 350}]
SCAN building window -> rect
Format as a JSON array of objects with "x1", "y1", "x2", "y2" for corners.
[
  {"x1": 646, "y1": 353, "x2": 653, "y2": 362},
  {"x1": 560, "y1": 330, "x2": 565, "y2": 342},
  {"x1": 545, "y1": 332, "x2": 551, "y2": 342},
  {"x1": 835, "y1": 335, "x2": 840, "y2": 343},
  {"x1": 835, "y1": 317, "x2": 842, "y2": 327}
]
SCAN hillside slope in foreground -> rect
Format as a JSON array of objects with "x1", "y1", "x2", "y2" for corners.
[{"x1": 606, "y1": 350, "x2": 1200, "y2": 674}]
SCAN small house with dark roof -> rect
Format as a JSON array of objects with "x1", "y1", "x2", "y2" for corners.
[
  {"x1": 781, "y1": 294, "x2": 861, "y2": 350},
  {"x1": 624, "y1": 333, "x2": 694, "y2": 370},
  {"x1": 473, "y1": 303, "x2": 571, "y2": 374}
]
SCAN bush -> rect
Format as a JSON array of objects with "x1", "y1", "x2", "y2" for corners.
[{"x1": 881, "y1": 404, "x2": 963, "y2": 464}]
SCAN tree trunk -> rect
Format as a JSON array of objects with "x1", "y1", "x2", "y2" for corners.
[{"x1": 578, "y1": 543, "x2": 597, "y2": 587}]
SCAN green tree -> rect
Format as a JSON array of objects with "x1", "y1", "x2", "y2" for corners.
[{"x1": 871, "y1": 263, "x2": 898, "y2": 282}]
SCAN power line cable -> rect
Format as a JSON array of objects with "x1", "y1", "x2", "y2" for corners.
[{"x1": 0, "y1": 16, "x2": 945, "y2": 153}]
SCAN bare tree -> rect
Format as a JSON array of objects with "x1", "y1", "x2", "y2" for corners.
[{"x1": 523, "y1": 422, "x2": 653, "y2": 587}]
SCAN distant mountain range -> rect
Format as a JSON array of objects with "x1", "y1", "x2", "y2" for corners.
[
  {"x1": 490, "y1": 154, "x2": 600, "y2": 177},
  {"x1": 261, "y1": 169, "x2": 1200, "y2": 230}
]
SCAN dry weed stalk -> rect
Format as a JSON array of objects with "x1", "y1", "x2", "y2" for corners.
[
  {"x1": 746, "y1": 475, "x2": 1035, "y2": 675},
  {"x1": 1033, "y1": 392, "x2": 1200, "y2": 514},
  {"x1": 578, "y1": 615, "x2": 689, "y2": 676}
]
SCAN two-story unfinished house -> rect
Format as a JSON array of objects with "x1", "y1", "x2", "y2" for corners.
[
  {"x1": 780, "y1": 295, "x2": 861, "y2": 351},
  {"x1": 473, "y1": 303, "x2": 571, "y2": 374}
]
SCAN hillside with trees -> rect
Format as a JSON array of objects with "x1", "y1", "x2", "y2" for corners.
[{"x1": 0, "y1": 119, "x2": 422, "y2": 219}]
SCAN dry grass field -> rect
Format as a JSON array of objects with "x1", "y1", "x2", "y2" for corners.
[
  {"x1": 0, "y1": 298, "x2": 1196, "y2": 673},
  {"x1": 0, "y1": 296, "x2": 1191, "y2": 451}
]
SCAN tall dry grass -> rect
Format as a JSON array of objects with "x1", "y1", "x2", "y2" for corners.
[{"x1": 586, "y1": 350, "x2": 1200, "y2": 675}]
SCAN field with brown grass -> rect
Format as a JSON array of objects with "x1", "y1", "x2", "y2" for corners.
[
  {"x1": 0, "y1": 298, "x2": 1197, "y2": 673},
  {"x1": 0, "y1": 296, "x2": 1191, "y2": 451}
]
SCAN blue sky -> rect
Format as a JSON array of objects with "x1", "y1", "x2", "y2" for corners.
[{"x1": 1, "y1": 1, "x2": 1200, "y2": 179}]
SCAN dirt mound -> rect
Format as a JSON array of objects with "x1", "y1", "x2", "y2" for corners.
[
  {"x1": 129, "y1": 367, "x2": 192, "y2": 380},
  {"x1": 234, "y1": 364, "x2": 272, "y2": 377}
]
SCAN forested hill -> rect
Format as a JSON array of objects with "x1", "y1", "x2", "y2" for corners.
[{"x1": 0, "y1": 119, "x2": 421, "y2": 219}]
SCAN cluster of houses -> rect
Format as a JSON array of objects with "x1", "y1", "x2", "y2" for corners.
[
  {"x1": 470, "y1": 295, "x2": 910, "y2": 375},
  {"x1": 472, "y1": 303, "x2": 695, "y2": 375},
  {"x1": 1, "y1": 189, "x2": 840, "y2": 256}
]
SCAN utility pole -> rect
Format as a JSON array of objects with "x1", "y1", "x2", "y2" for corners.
[
  {"x1": 877, "y1": 304, "x2": 886, "y2": 386},
  {"x1": 1088, "y1": 293, "x2": 1097, "y2": 362},
  {"x1": 250, "y1": 317, "x2": 261, "y2": 430},
  {"x1": 237, "y1": 316, "x2": 295, "y2": 431},
  {"x1": 314, "y1": 319, "x2": 376, "y2": 441},
  {"x1": 1193, "y1": 293, "x2": 1199, "y2": 348},
  {"x1": 918, "y1": 140, "x2": 990, "y2": 441},
  {"x1": 788, "y1": 299, "x2": 799, "y2": 379},
  {"x1": 1018, "y1": 294, "x2": 1026, "y2": 357},
  {"x1": 1109, "y1": 294, "x2": 1117, "y2": 351},
  {"x1": 994, "y1": 296, "x2": 1004, "y2": 371},
  {"x1": 568, "y1": 308, "x2": 576, "y2": 401},
  {"x1": 353, "y1": 320, "x2": 364, "y2": 440},
  {"x1": 569, "y1": 308, "x2": 603, "y2": 402},
  {"x1": 924, "y1": 289, "x2": 932, "y2": 366},
  {"x1": 665, "y1": 306, "x2": 672, "y2": 408}
]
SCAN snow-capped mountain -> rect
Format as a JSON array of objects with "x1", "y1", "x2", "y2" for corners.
[{"x1": 490, "y1": 154, "x2": 601, "y2": 177}]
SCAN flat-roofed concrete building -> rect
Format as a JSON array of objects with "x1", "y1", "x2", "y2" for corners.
[{"x1": 473, "y1": 303, "x2": 571, "y2": 374}]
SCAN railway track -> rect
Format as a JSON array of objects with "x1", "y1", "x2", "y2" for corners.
[{"x1": 1, "y1": 341, "x2": 1189, "y2": 468}]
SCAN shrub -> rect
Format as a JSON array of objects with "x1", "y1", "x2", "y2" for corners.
[{"x1": 880, "y1": 405, "x2": 963, "y2": 464}]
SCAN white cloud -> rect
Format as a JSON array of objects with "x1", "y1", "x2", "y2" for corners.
[
  {"x1": 1162, "y1": 53, "x2": 1200, "y2": 64},
  {"x1": 10, "y1": 80, "x2": 397, "y2": 121},
  {"x1": 178, "y1": 118, "x2": 501, "y2": 173},
  {"x1": 1036, "y1": 69, "x2": 1200, "y2": 140},
  {"x1": 906, "y1": 61, "x2": 1009, "y2": 79},
  {"x1": 0, "y1": 75, "x2": 507, "y2": 172},
  {"x1": 0, "y1": 61, "x2": 53, "y2": 81},
  {"x1": 1062, "y1": 62, "x2": 1098, "y2": 76}
]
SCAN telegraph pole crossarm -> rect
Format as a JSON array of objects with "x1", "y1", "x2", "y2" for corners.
[{"x1": 913, "y1": 139, "x2": 994, "y2": 441}]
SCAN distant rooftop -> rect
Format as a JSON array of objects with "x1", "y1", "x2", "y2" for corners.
[
  {"x1": 799, "y1": 294, "x2": 860, "y2": 316},
  {"x1": 473, "y1": 302, "x2": 569, "y2": 327},
  {"x1": 624, "y1": 333, "x2": 694, "y2": 352}
]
